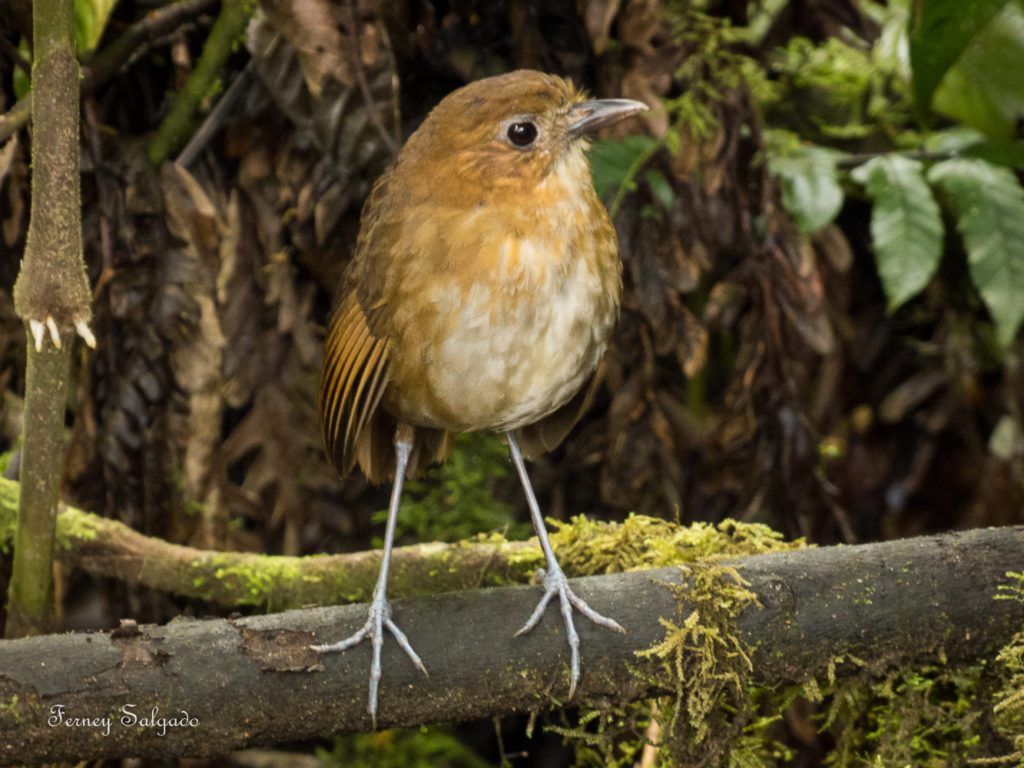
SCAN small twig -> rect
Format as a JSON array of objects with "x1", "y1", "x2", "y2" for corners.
[
  {"x1": 608, "y1": 131, "x2": 661, "y2": 218},
  {"x1": 0, "y1": 0, "x2": 219, "y2": 144},
  {"x1": 0, "y1": 96, "x2": 31, "y2": 144},
  {"x1": 834, "y1": 149, "x2": 961, "y2": 169},
  {"x1": 0, "y1": 33, "x2": 31, "y2": 75},
  {"x1": 148, "y1": 0, "x2": 256, "y2": 165},
  {"x1": 81, "y1": 0, "x2": 219, "y2": 95},
  {"x1": 176, "y1": 62, "x2": 256, "y2": 167},
  {"x1": 346, "y1": 0, "x2": 399, "y2": 156}
]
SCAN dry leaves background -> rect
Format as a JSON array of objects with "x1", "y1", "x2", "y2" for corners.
[{"x1": 0, "y1": 0, "x2": 1020, "y2": 632}]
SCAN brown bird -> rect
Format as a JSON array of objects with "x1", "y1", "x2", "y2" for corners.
[{"x1": 313, "y1": 69, "x2": 647, "y2": 723}]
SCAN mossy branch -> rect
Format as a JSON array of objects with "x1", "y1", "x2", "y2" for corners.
[
  {"x1": 0, "y1": 477, "x2": 803, "y2": 611},
  {"x1": 1, "y1": 527, "x2": 1022, "y2": 763},
  {"x1": 0, "y1": 477, "x2": 541, "y2": 610}
]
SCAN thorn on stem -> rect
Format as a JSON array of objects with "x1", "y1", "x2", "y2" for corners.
[
  {"x1": 75, "y1": 318, "x2": 96, "y2": 348},
  {"x1": 45, "y1": 315, "x2": 62, "y2": 349}
]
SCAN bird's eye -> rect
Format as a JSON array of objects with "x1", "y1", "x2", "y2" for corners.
[{"x1": 507, "y1": 121, "x2": 538, "y2": 147}]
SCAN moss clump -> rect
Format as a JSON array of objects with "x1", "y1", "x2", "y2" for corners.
[
  {"x1": 0, "y1": 475, "x2": 19, "y2": 553},
  {"x1": 541, "y1": 518, "x2": 806, "y2": 767},
  {"x1": 981, "y1": 572, "x2": 1024, "y2": 764},
  {"x1": 821, "y1": 663, "x2": 988, "y2": 767},
  {"x1": 53, "y1": 505, "x2": 102, "y2": 549},
  {"x1": 637, "y1": 562, "x2": 758, "y2": 746},
  {"x1": 197, "y1": 553, "x2": 327, "y2": 612},
  {"x1": 523, "y1": 514, "x2": 808, "y2": 576},
  {"x1": 318, "y1": 726, "x2": 494, "y2": 768}
]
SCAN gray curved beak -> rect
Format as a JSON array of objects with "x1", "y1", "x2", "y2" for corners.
[{"x1": 567, "y1": 98, "x2": 649, "y2": 138}]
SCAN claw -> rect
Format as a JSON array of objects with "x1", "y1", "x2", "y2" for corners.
[
  {"x1": 311, "y1": 437, "x2": 418, "y2": 728},
  {"x1": 311, "y1": 596, "x2": 426, "y2": 728},
  {"x1": 517, "y1": 564, "x2": 625, "y2": 698},
  {"x1": 505, "y1": 431, "x2": 625, "y2": 699}
]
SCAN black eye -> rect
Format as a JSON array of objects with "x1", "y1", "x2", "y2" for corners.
[{"x1": 507, "y1": 121, "x2": 538, "y2": 147}]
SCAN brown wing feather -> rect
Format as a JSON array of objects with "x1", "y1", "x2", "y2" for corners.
[
  {"x1": 320, "y1": 291, "x2": 456, "y2": 482},
  {"x1": 319, "y1": 294, "x2": 392, "y2": 477},
  {"x1": 512, "y1": 372, "x2": 600, "y2": 460},
  {"x1": 321, "y1": 170, "x2": 460, "y2": 482}
]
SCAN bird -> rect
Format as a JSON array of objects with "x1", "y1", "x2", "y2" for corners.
[{"x1": 312, "y1": 69, "x2": 648, "y2": 724}]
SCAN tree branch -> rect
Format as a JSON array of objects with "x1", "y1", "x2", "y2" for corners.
[
  {"x1": 1, "y1": 526, "x2": 1021, "y2": 763},
  {"x1": 0, "y1": 478, "x2": 539, "y2": 610}
]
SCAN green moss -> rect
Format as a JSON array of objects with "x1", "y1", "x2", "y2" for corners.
[
  {"x1": 0, "y1": 695, "x2": 22, "y2": 722},
  {"x1": 0, "y1": 476, "x2": 18, "y2": 553},
  {"x1": 986, "y1": 572, "x2": 1024, "y2": 764},
  {"x1": 522, "y1": 514, "x2": 808, "y2": 577},
  {"x1": 820, "y1": 664, "x2": 988, "y2": 767},
  {"x1": 53, "y1": 505, "x2": 101, "y2": 549},
  {"x1": 542, "y1": 519, "x2": 807, "y2": 767},
  {"x1": 318, "y1": 725, "x2": 495, "y2": 768},
  {"x1": 531, "y1": 519, "x2": 1024, "y2": 766},
  {"x1": 193, "y1": 553, "x2": 330, "y2": 612}
]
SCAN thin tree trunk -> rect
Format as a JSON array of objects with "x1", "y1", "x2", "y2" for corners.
[{"x1": 6, "y1": 0, "x2": 89, "y2": 638}]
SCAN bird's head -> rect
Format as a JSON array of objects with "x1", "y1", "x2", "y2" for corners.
[{"x1": 396, "y1": 70, "x2": 647, "y2": 207}]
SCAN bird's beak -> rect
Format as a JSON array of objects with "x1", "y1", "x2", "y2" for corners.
[{"x1": 567, "y1": 98, "x2": 648, "y2": 138}]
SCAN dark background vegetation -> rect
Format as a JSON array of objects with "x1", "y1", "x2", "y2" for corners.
[{"x1": 1, "y1": 0, "x2": 1023, "y2": 764}]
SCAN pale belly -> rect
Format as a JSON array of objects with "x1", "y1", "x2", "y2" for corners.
[{"x1": 385, "y1": 253, "x2": 618, "y2": 433}]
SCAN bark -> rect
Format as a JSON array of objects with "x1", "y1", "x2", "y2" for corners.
[
  {"x1": 6, "y1": 0, "x2": 84, "y2": 638},
  {"x1": 1, "y1": 526, "x2": 1022, "y2": 763}
]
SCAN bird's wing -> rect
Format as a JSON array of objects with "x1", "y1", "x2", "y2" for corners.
[
  {"x1": 319, "y1": 292, "x2": 392, "y2": 476},
  {"x1": 511, "y1": 372, "x2": 600, "y2": 460}
]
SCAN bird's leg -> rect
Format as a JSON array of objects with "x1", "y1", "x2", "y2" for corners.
[
  {"x1": 311, "y1": 434, "x2": 427, "y2": 727},
  {"x1": 505, "y1": 432, "x2": 625, "y2": 698}
]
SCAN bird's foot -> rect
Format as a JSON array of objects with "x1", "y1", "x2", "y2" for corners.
[
  {"x1": 311, "y1": 595, "x2": 427, "y2": 727},
  {"x1": 514, "y1": 565, "x2": 625, "y2": 698}
]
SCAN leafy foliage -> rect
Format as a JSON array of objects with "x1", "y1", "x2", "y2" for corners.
[
  {"x1": 850, "y1": 155, "x2": 943, "y2": 308},
  {"x1": 764, "y1": 7, "x2": 1024, "y2": 350},
  {"x1": 928, "y1": 159, "x2": 1024, "y2": 348},
  {"x1": 929, "y1": 2, "x2": 1024, "y2": 140},
  {"x1": 767, "y1": 130, "x2": 843, "y2": 233},
  {"x1": 823, "y1": 665, "x2": 988, "y2": 767},
  {"x1": 908, "y1": 0, "x2": 1009, "y2": 115}
]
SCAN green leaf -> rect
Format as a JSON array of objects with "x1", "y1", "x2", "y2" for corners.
[
  {"x1": 851, "y1": 156, "x2": 944, "y2": 309},
  {"x1": 962, "y1": 140, "x2": 1024, "y2": 168},
  {"x1": 587, "y1": 135, "x2": 657, "y2": 202},
  {"x1": 644, "y1": 168, "x2": 675, "y2": 211},
  {"x1": 928, "y1": 158, "x2": 1024, "y2": 348},
  {"x1": 930, "y1": 1, "x2": 1024, "y2": 141},
  {"x1": 767, "y1": 132, "x2": 843, "y2": 233},
  {"x1": 908, "y1": 0, "x2": 1009, "y2": 115},
  {"x1": 75, "y1": 0, "x2": 119, "y2": 56}
]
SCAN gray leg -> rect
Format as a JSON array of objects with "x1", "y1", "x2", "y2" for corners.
[
  {"x1": 311, "y1": 437, "x2": 426, "y2": 727},
  {"x1": 505, "y1": 432, "x2": 625, "y2": 698}
]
